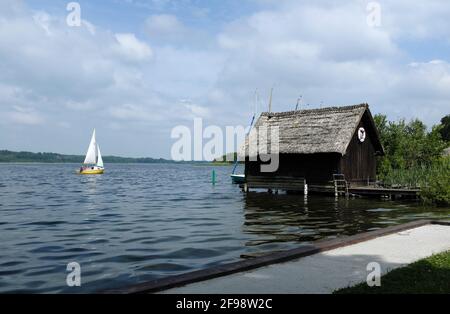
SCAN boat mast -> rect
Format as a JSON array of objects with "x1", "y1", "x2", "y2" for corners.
[{"x1": 268, "y1": 87, "x2": 273, "y2": 113}]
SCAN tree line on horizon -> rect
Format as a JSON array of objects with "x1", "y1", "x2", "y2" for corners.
[{"x1": 0, "y1": 150, "x2": 180, "y2": 164}]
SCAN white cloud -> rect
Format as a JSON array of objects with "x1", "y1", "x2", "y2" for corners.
[
  {"x1": 208, "y1": 0, "x2": 450, "y2": 128},
  {"x1": 1, "y1": 0, "x2": 450, "y2": 157},
  {"x1": 57, "y1": 121, "x2": 71, "y2": 129},
  {"x1": 109, "y1": 103, "x2": 164, "y2": 122},
  {"x1": 33, "y1": 11, "x2": 52, "y2": 36},
  {"x1": 182, "y1": 101, "x2": 211, "y2": 119},
  {"x1": 114, "y1": 33, "x2": 153, "y2": 61},
  {"x1": 7, "y1": 106, "x2": 45, "y2": 125},
  {"x1": 144, "y1": 13, "x2": 210, "y2": 46},
  {"x1": 381, "y1": 1, "x2": 450, "y2": 40},
  {"x1": 0, "y1": 2, "x2": 164, "y2": 155},
  {"x1": 145, "y1": 14, "x2": 185, "y2": 37},
  {"x1": 82, "y1": 20, "x2": 96, "y2": 36},
  {"x1": 65, "y1": 100, "x2": 96, "y2": 111}
]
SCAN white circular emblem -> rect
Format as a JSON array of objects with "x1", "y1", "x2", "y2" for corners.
[{"x1": 358, "y1": 127, "x2": 366, "y2": 143}]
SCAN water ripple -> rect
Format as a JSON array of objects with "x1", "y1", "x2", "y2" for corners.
[{"x1": 0, "y1": 163, "x2": 449, "y2": 293}]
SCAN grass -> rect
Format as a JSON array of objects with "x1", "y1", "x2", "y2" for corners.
[
  {"x1": 381, "y1": 159, "x2": 450, "y2": 189},
  {"x1": 334, "y1": 250, "x2": 450, "y2": 294},
  {"x1": 379, "y1": 158, "x2": 450, "y2": 206}
]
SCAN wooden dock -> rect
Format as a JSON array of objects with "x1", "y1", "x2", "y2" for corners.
[
  {"x1": 348, "y1": 186, "x2": 420, "y2": 198},
  {"x1": 241, "y1": 176, "x2": 420, "y2": 199}
]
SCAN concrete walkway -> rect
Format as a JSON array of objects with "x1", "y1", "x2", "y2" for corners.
[{"x1": 161, "y1": 224, "x2": 450, "y2": 294}]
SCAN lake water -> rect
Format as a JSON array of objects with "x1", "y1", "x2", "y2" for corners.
[{"x1": 0, "y1": 163, "x2": 449, "y2": 293}]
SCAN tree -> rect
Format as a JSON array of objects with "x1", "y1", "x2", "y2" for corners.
[
  {"x1": 439, "y1": 114, "x2": 450, "y2": 142},
  {"x1": 373, "y1": 114, "x2": 447, "y2": 178}
]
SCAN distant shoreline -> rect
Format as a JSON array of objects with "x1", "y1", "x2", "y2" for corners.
[{"x1": 0, "y1": 150, "x2": 202, "y2": 164}]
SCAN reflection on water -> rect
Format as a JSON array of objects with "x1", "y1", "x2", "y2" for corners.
[
  {"x1": 239, "y1": 192, "x2": 450, "y2": 258},
  {"x1": 243, "y1": 193, "x2": 431, "y2": 248},
  {"x1": 0, "y1": 163, "x2": 448, "y2": 293}
]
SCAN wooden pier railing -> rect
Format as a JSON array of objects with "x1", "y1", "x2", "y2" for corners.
[{"x1": 244, "y1": 176, "x2": 306, "y2": 193}]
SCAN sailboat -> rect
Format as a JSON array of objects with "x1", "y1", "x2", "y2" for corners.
[{"x1": 79, "y1": 129, "x2": 104, "y2": 175}]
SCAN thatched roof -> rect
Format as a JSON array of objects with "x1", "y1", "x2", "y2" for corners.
[{"x1": 241, "y1": 103, "x2": 383, "y2": 157}]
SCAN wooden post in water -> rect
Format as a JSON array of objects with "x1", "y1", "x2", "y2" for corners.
[{"x1": 212, "y1": 170, "x2": 216, "y2": 185}]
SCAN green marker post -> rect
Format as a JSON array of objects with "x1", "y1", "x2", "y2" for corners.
[{"x1": 212, "y1": 170, "x2": 216, "y2": 185}]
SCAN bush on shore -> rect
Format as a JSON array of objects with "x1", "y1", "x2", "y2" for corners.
[
  {"x1": 374, "y1": 114, "x2": 449, "y2": 206},
  {"x1": 420, "y1": 158, "x2": 450, "y2": 206}
]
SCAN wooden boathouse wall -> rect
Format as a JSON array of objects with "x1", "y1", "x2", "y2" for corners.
[
  {"x1": 246, "y1": 153, "x2": 341, "y2": 184},
  {"x1": 339, "y1": 111, "x2": 379, "y2": 184}
]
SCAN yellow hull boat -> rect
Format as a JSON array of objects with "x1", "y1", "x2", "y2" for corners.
[
  {"x1": 80, "y1": 129, "x2": 105, "y2": 175},
  {"x1": 79, "y1": 167, "x2": 104, "y2": 175}
]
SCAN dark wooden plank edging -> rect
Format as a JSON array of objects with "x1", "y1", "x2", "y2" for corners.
[
  {"x1": 105, "y1": 219, "x2": 450, "y2": 294},
  {"x1": 431, "y1": 220, "x2": 450, "y2": 226}
]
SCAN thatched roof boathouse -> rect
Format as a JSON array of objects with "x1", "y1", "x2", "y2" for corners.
[{"x1": 242, "y1": 104, "x2": 384, "y2": 193}]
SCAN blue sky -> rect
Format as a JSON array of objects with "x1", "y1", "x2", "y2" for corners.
[{"x1": 1, "y1": 0, "x2": 449, "y2": 158}]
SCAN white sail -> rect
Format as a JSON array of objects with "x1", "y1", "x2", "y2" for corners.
[
  {"x1": 83, "y1": 129, "x2": 97, "y2": 164},
  {"x1": 97, "y1": 145, "x2": 104, "y2": 168}
]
